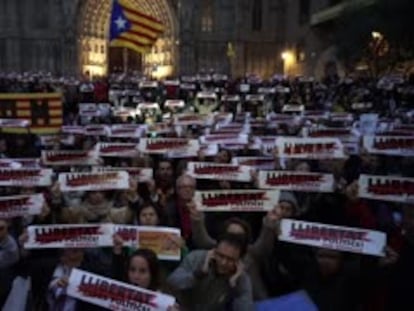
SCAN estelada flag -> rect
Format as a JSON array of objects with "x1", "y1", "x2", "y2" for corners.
[{"x1": 0, "y1": 93, "x2": 62, "y2": 134}]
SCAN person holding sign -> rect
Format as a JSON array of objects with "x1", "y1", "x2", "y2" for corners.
[{"x1": 167, "y1": 233, "x2": 253, "y2": 311}]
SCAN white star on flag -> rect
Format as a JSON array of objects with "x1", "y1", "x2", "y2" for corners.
[{"x1": 115, "y1": 16, "x2": 127, "y2": 30}]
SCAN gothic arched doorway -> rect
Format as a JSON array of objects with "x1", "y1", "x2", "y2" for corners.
[{"x1": 78, "y1": 0, "x2": 178, "y2": 78}]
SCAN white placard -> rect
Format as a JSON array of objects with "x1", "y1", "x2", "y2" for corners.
[
  {"x1": 41, "y1": 150, "x2": 100, "y2": 166},
  {"x1": 0, "y1": 168, "x2": 53, "y2": 187},
  {"x1": 137, "y1": 226, "x2": 181, "y2": 261},
  {"x1": 173, "y1": 114, "x2": 209, "y2": 126},
  {"x1": 93, "y1": 167, "x2": 153, "y2": 182},
  {"x1": 359, "y1": 113, "x2": 378, "y2": 135},
  {"x1": 109, "y1": 125, "x2": 145, "y2": 138},
  {"x1": 61, "y1": 126, "x2": 84, "y2": 135},
  {"x1": 194, "y1": 190, "x2": 280, "y2": 212},
  {"x1": 165, "y1": 100, "x2": 185, "y2": 108},
  {"x1": 279, "y1": 219, "x2": 386, "y2": 257},
  {"x1": 67, "y1": 269, "x2": 176, "y2": 311},
  {"x1": 0, "y1": 194, "x2": 44, "y2": 218},
  {"x1": 0, "y1": 158, "x2": 40, "y2": 169},
  {"x1": 276, "y1": 137, "x2": 346, "y2": 159},
  {"x1": 307, "y1": 128, "x2": 356, "y2": 139},
  {"x1": 200, "y1": 134, "x2": 248, "y2": 145},
  {"x1": 258, "y1": 171, "x2": 334, "y2": 193},
  {"x1": 199, "y1": 144, "x2": 219, "y2": 157},
  {"x1": 96, "y1": 143, "x2": 139, "y2": 158},
  {"x1": 282, "y1": 104, "x2": 305, "y2": 113},
  {"x1": 84, "y1": 125, "x2": 109, "y2": 136},
  {"x1": 25, "y1": 224, "x2": 114, "y2": 249},
  {"x1": 113, "y1": 225, "x2": 139, "y2": 247},
  {"x1": 0, "y1": 118, "x2": 30, "y2": 127},
  {"x1": 79, "y1": 103, "x2": 99, "y2": 117},
  {"x1": 358, "y1": 174, "x2": 414, "y2": 203},
  {"x1": 363, "y1": 136, "x2": 414, "y2": 156},
  {"x1": 59, "y1": 171, "x2": 129, "y2": 192},
  {"x1": 187, "y1": 162, "x2": 252, "y2": 182},
  {"x1": 138, "y1": 138, "x2": 199, "y2": 155},
  {"x1": 233, "y1": 157, "x2": 275, "y2": 170}
]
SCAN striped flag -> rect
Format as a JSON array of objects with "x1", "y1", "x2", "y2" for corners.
[
  {"x1": 109, "y1": 0, "x2": 164, "y2": 54},
  {"x1": 0, "y1": 93, "x2": 62, "y2": 134}
]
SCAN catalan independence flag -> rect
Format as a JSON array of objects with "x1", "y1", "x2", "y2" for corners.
[
  {"x1": 109, "y1": 0, "x2": 164, "y2": 54},
  {"x1": 0, "y1": 93, "x2": 62, "y2": 134}
]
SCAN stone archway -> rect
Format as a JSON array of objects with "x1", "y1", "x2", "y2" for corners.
[{"x1": 77, "y1": 0, "x2": 178, "y2": 78}]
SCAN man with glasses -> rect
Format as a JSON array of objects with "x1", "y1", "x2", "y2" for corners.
[
  {"x1": 167, "y1": 232, "x2": 253, "y2": 311},
  {"x1": 0, "y1": 219, "x2": 19, "y2": 305}
]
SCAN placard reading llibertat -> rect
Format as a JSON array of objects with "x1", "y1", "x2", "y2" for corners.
[
  {"x1": 279, "y1": 219, "x2": 386, "y2": 257},
  {"x1": 358, "y1": 174, "x2": 414, "y2": 204},
  {"x1": 67, "y1": 269, "x2": 176, "y2": 311},
  {"x1": 25, "y1": 224, "x2": 114, "y2": 249},
  {"x1": 258, "y1": 171, "x2": 334, "y2": 193},
  {"x1": 0, "y1": 168, "x2": 53, "y2": 187},
  {"x1": 194, "y1": 190, "x2": 280, "y2": 212},
  {"x1": 41, "y1": 150, "x2": 100, "y2": 166},
  {"x1": 232, "y1": 157, "x2": 275, "y2": 170},
  {"x1": 138, "y1": 138, "x2": 199, "y2": 155},
  {"x1": 199, "y1": 133, "x2": 248, "y2": 145},
  {"x1": 187, "y1": 162, "x2": 252, "y2": 182},
  {"x1": 363, "y1": 136, "x2": 414, "y2": 157},
  {"x1": 58, "y1": 171, "x2": 129, "y2": 192},
  {"x1": 93, "y1": 167, "x2": 153, "y2": 182},
  {"x1": 0, "y1": 194, "x2": 44, "y2": 218},
  {"x1": 275, "y1": 137, "x2": 346, "y2": 159},
  {"x1": 95, "y1": 143, "x2": 139, "y2": 158},
  {"x1": 0, "y1": 158, "x2": 40, "y2": 169}
]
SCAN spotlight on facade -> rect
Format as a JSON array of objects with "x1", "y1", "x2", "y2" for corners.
[{"x1": 281, "y1": 51, "x2": 294, "y2": 63}]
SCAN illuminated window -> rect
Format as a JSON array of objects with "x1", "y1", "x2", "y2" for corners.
[
  {"x1": 252, "y1": 0, "x2": 263, "y2": 31},
  {"x1": 201, "y1": 0, "x2": 213, "y2": 32}
]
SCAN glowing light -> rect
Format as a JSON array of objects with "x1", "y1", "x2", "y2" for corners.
[{"x1": 371, "y1": 31, "x2": 383, "y2": 40}]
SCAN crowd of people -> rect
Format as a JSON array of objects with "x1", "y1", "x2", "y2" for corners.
[{"x1": 0, "y1": 70, "x2": 413, "y2": 311}]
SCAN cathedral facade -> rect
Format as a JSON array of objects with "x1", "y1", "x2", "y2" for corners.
[{"x1": 0, "y1": 0, "x2": 286, "y2": 78}]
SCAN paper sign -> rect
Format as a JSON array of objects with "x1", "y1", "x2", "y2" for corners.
[
  {"x1": 258, "y1": 171, "x2": 334, "y2": 193},
  {"x1": 41, "y1": 150, "x2": 100, "y2": 166},
  {"x1": 276, "y1": 137, "x2": 346, "y2": 159},
  {"x1": 0, "y1": 194, "x2": 44, "y2": 218},
  {"x1": 0, "y1": 118, "x2": 30, "y2": 127},
  {"x1": 0, "y1": 168, "x2": 53, "y2": 187},
  {"x1": 165, "y1": 100, "x2": 185, "y2": 108},
  {"x1": 199, "y1": 144, "x2": 219, "y2": 157},
  {"x1": 0, "y1": 158, "x2": 40, "y2": 169},
  {"x1": 67, "y1": 269, "x2": 175, "y2": 311},
  {"x1": 138, "y1": 227, "x2": 181, "y2": 261},
  {"x1": 79, "y1": 103, "x2": 99, "y2": 117},
  {"x1": 138, "y1": 138, "x2": 199, "y2": 155},
  {"x1": 187, "y1": 162, "x2": 252, "y2": 182},
  {"x1": 200, "y1": 134, "x2": 248, "y2": 145},
  {"x1": 61, "y1": 126, "x2": 85, "y2": 135},
  {"x1": 279, "y1": 219, "x2": 386, "y2": 257},
  {"x1": 93, "y1": 167, "x2": 153, "y2": 182},
  {"x1": 113, "y1": 225, "x2": 139, "y2": 247},
  {"x1": 330, "y1": 113, "x2": 354, "y2": 123},
  {"x1": 282, "y1": 104, "x2": 305, "y2": 113},
  {"x1": 358, "y1": 174, "x2": 414, "y2": 203},
  {"x1": 194, "y1": 190, "x2": 280, "y2": 212},
  {"x1": 96, "y1": 143, "x2": 139, "y2": 157},
  {"x1": 363, "y1": 136, "x2": 414, "y2": 156},
  {"x1": 25, "y1": 224, "x2": 114, "y2": 249},
  {"x1": 84, "y1": 125, "x2": 109, "y2": 136},
  {"x1": 232, "y1": 157, "x2": 275, "y2": 170},
  {"x1": 109, "y1": 125, "x2": 145, "y2": 138},
  {"x1": 173, "y1": 114, "x2": 209, "y2": 126},
  {"x1": 59, "y1": 171, "x2": 129, "y2": 192},
  {"x1": 359, "y1": 113, "x2": 378, "y2": 135}
]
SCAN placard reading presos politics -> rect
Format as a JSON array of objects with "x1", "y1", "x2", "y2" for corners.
[
  {"x1": 67, "y1": 269, "x2": 176, "y2": 311},
  {"x1": 138, "y1": 138, "x2": 199, "y2": 155},
  {"x1": 138, "y1": 227, "x2": 181, "y2": 261},
  {"x1": 0, "y1": 168, "x2": 53, "y2": 187},
  {"x1": 194, "y1": 190, "x2": 280, "y2": 212},
  {"x1": 41, "y1": 150, "x2": 100, "y2": 166},
  {"x1": 363, "y1": 136, "x2": 414, "y2": 157},
  {"x1": 279, "y1": 219, "x2": 386, "y2": 257},
  {"x1": 275, "y1": 137, "x2": 346, "y2": 159},
  {"x1": 187, "y1": 162, "x2": 252, "y2": 182},
  {"x1": 58, "y1": 171, "x2": 129, "y2": 192},
  {"x1": 0, "y1": 194, "x2": 44, "y2": 218},
  {"x1": 258, "y1": 171, "x2": 334, "y2": 193},
  {"x1": 358, "y1": 174, "x2": 414, "y2": 203},
  {"x1": 25, "y1": 224, "x2": 114, "y2": 249}
]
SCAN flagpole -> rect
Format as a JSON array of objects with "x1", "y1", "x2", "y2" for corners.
[{"x1": 123, "y1": 47, "x2": 128, "y2": 74}]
